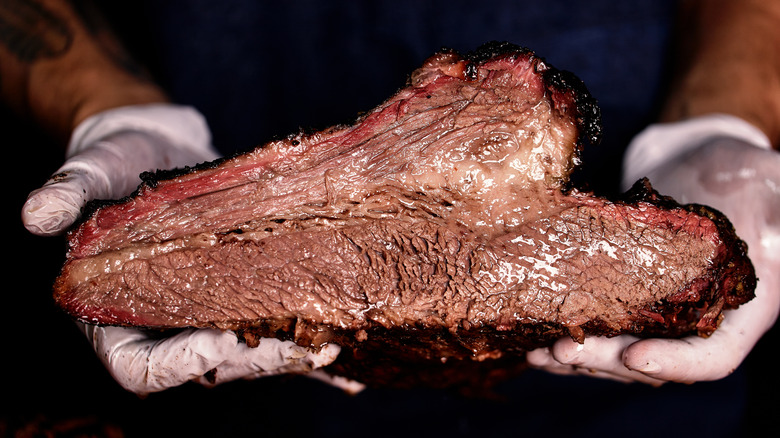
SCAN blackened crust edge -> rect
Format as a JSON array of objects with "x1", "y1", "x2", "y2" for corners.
[{"x1": 465, "y1": 41, "x2": 603, "y2": 148}]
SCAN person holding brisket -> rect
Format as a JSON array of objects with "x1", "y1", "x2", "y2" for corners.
[{"x1": 7, "y1": 0, "x2": 778, "y2": 421}]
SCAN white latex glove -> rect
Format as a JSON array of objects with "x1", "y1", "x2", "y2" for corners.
[
  {"x1": 22, "y1": 104, "x2": 350, "y2": 394},
  {"x1": 85, "y1": 326, "x2": 342, "y2": 395},
  {"x1": 527, "y1": 114, "x2": 780, "y2": 385},
  {"x1": 22, "y1": 104, "x2": 220, "y2": 235}
]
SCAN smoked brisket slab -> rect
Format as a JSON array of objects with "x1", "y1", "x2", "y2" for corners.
[{"x1": 54, "y1": 42, "x2": 756, "y2": 388}]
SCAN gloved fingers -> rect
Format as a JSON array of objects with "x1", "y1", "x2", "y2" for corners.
[
  {"x1": 86, "y1": 325, "x2": 240, "y2": 395},
  {"x1": 86, "y1": 323, "x2": 343, "y2": 394},
  {"x1": 195, "y1": 339, "x2": 341, "y2": 387},
  {"x1": 21, "y1": 138, "x2": 129, "y2": 235},
  {"x1": 22, "y1": 131, "x2": 219, "y2": 236},
  {"x1": 527, "y1": 346, "x2": 637, "y2": 383},
  {"x1": 528, "y1": 336, "x2": 667, "y2": 386},
  {"x1": 23, "y1": 181, "x2": 90, "y2": 236},
  {"x1": 526, "y1": 346, "x2": 583, "y2": 377},
  {"x1": 621, "y1": 337, "x2": 735, "y2": 383}
]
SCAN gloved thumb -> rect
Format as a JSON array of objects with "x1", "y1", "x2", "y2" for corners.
[
  {"x1": 22, "y1": 133, "x2": 160, "y2": 235},
  {"x1": 22, "y1": 103, "x2": 218, "y2": 236}
]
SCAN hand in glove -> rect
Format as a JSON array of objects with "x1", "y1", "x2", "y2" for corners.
[
  {"x1": 85, "y1": 326, "x2": 341, "y2": 395},
  {"x1": 527, "y1": 114, "x2": 780, "y2": 385},
  {"x1": 22, "y1": 104, "x2": 348, "y2": 395},
  {"x1": 22, "y1": 104, "x2": 220, "y2": 236}
]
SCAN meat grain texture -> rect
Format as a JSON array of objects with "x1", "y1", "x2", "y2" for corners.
[{"x1": 54, "y1": 42, "x2": 756, "y2": 388}]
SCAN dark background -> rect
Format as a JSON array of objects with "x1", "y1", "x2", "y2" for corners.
[{"x1": 4, "y1": 1, "x2": 778, "y2": 436}]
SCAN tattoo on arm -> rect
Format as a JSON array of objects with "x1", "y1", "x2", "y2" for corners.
[{"x1": 0, "y1": 0, "x2": 73, "y2": 62}]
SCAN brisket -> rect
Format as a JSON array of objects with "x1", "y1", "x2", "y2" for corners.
[{"x1": 53, "y1": 42, "x2": 756, "y2": 388}]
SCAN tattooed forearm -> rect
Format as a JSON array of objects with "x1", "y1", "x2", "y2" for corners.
[
  {"x1": 0, "y1": 0, "x2": 72, "y2": 63},
  {"x1": 0, "y1": 0, "x2": 167, "y2": 141}
]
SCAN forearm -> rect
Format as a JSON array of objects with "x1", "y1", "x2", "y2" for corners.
[
  {"x1": 660, "y1": 0, "x2": 780, "y2": 150},
  {"x1": 0, "y1": 0, "x2": 167, "y2": 144}
]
